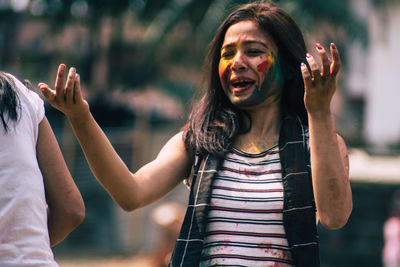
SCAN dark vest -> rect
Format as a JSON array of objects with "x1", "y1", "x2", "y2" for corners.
[{"x1": 170, "y1": 115, "x2": 320, "y2": 267}]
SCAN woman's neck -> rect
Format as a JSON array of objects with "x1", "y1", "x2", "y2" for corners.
[{"x1": 233, "y1": 103, "x2": 281, "y2": 154}]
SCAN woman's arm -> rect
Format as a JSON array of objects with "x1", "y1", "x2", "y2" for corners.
[
  {"x1": 37, "y1": 117, "x2": 85, "y2": 246},
  {"x1": 38, "y1": 64, "x2": 193, "y2": 211},
  {"x1": 65, "y1": 109, "x2": 192, "y2": 211},
  {"x1": 301, "y1": 43, "x2": 352, "y2": 229}
]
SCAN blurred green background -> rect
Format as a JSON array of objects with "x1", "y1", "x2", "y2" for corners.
[{"x1": 1, "y1": 0, "x2": 400, "y2": 266}]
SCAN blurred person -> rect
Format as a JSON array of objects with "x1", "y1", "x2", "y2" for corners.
[
  {"x1": 150, "y1": 202, "x2": 185, "y2": 266},
  {"x1": 0, "y1": 71, "x2": 85, "y2": 267},
  {"x1": 38, "y1": 2, "x2": 352, "y2": 266},
  {"x1": 383, "y1": 190, "x2": 400, "y2": 267}
]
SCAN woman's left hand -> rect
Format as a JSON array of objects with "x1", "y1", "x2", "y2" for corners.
[
  {"x1": 301, "y1": 43, "x2": 340, "y2": 115},
  {"x1": 302, "y1": 43, "x2": 352, "y2": 229}
]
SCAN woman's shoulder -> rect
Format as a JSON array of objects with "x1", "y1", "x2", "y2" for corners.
[
  {"x1": 6, "y1": 73, "x2": 42, "y2": 101},
  {"x1": 6, "y1": 73, "x2": 44, "y2": 116}
]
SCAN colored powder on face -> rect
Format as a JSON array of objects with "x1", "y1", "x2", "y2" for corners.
[
  {"x1": 219, "y1": 50, "x2": 284, "y2": 108},
  {"x1": 239, "y1": 55, "x2": 283, "y2": 107},
  {"x1": 257, "y1": 53, "x2": 274, "y2": 75},
  {"x1": 220, "y1": 61, "x2": 232, "y2": 92},
  {"x1": 257, "y1": 60, "x2": 271, "y2": 75},
  {"x1": 270, "y1": 55, "x2": 285, "y2": 102}
]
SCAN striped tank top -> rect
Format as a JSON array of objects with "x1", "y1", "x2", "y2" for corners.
[{"x1": 200, "y1": 145, "x2": 294, "y2": 266}]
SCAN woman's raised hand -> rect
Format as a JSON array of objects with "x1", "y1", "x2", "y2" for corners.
[
  {"x1": 38, "y1": 64, "x2": 89, "y2": 120},
  {"x1": 301, "y1": 43, "x2": 340, "y2": 116}
]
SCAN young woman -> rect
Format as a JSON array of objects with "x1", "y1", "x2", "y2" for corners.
[
  {"x1": 0, "y1": 72, "x2": 85, "y2": 266},
  {"x1": 39, "y1": 2, "x2": 352, "y2": 266}
]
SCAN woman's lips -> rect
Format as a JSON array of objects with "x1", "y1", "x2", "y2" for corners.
[
  {"x1": 232, "y1": 85, "x2": 251, "y2": 95},
  {"x1": 230, "y1": 79, "x2": 255, "y2": 95}
]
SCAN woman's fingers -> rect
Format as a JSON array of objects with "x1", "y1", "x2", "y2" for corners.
[
  {"x1": 40, "y1": 64, "x2": 81, "y2": 106},
  {"x1": 306, "y1": 53, "x2": 321, "y2": 83},
  {"x1": 330, "y1": 43, "x2": 341, "y2": 76},
  {"x1": 303, "y1": 43, "x2": 340, "y2": 84},
  {"x1": 303, "y1": 43, "x2": 340, "y2": 113},
  {"x1": 55, "y1": 64, "x2": 66, "y2": 97},
  {"x1": 74, "y1": 74, "x2": 82, "y2": 104},
  {"x1": 316, "y1": 43, "x2": 331, "y2": 78},
  {"x1": 38, "y1": 83, "x2": 56, "y2": 102},
  {"x1": 300, "y1": 62, "x2": 312, "y2": 89},
  {"x1": 65, "y1": 67, "x2": 76, "y2": 103}
]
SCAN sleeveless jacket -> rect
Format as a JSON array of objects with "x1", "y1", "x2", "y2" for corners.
[{"x1": 170, "y1": 115, "x2": 320, "y2": 267}]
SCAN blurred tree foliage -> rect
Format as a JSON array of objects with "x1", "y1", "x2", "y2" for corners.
[{"x1": 0, "y1": 0, "x2": 367, "y2": 107}]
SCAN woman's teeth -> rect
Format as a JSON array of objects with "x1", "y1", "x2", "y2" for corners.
[{"x1": 232, "y1": 80, "x2": 254, "y2": 88}]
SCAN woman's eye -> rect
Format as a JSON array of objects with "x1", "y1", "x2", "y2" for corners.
[
  {"x1": 221, "y1": 51, "x2": 234, "y2": 59},
  {"x1": 247, "y1": 49, "x2": 263, "y2": 56}
]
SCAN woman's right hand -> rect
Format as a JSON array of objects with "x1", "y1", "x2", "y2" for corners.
[{"x1": 38, "y1": 64, "x2": 89, "y2": 121}]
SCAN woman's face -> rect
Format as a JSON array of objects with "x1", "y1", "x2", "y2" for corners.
[{"x1": 219, "y1": 20, "x2": 284, "y2": 109}]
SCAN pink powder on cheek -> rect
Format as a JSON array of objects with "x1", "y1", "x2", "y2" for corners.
[{"x1": 257, "y1": 59, "x2": 272, "y2": 76}]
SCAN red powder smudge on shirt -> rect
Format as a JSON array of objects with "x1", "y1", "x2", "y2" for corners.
[{"x1": 257, "y1": 242, "x2": 272, "y2": 249}]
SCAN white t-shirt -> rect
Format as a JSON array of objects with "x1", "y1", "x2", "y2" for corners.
[{"x1": 0, "y1": 74, "x2": 58, "y2": 266}]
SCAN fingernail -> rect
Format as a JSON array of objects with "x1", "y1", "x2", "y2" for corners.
[
  {"x1": 306, "y1": 53, "x2": 312, "y2": 58},
  {"x1": 316, "y1": 43, "x2": 323, "y2": 50},
  {"x1": 331, "y1": 43, "x2": 336, "y2": 49}
]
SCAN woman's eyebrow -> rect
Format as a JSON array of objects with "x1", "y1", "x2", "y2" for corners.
[
  {"x1": 244, "y1": 41, "x2": 269, "y2": 49},
  {"x1": 221, "y1": 43, "x2": 236, "y2": 50},
  {"x1": 221, "y1": 40, "x2": 269, "y2": 50}
]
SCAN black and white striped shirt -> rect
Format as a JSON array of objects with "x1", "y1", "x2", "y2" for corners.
[{"x1": 200, "y1": 145, "x2": 294, "y2": 266}]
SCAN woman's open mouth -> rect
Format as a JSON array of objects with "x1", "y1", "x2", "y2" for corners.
[{"x1": 231, "y1": 79, "x2": 255, "y2": 94}]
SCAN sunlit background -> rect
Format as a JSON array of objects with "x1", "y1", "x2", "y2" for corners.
[{"x1": 1, "y1": 0, "x2": 400, "y2": 266}]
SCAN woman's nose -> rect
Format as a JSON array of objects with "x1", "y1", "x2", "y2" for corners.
[{"x1": 232, "y1": 53, "x2": 247, "y2": 72}]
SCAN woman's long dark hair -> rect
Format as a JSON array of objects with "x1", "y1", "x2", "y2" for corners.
[
  {"x1": 183, "y1": 2, "x2": 308, "y2": 156},
  {"x1": 0, "y1": 72, "x2": 20, "y2": 132}
]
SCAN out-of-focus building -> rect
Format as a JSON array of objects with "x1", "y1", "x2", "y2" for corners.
[{"x1": 348, "y1": 0, "x2": 400, "y2": 153}]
